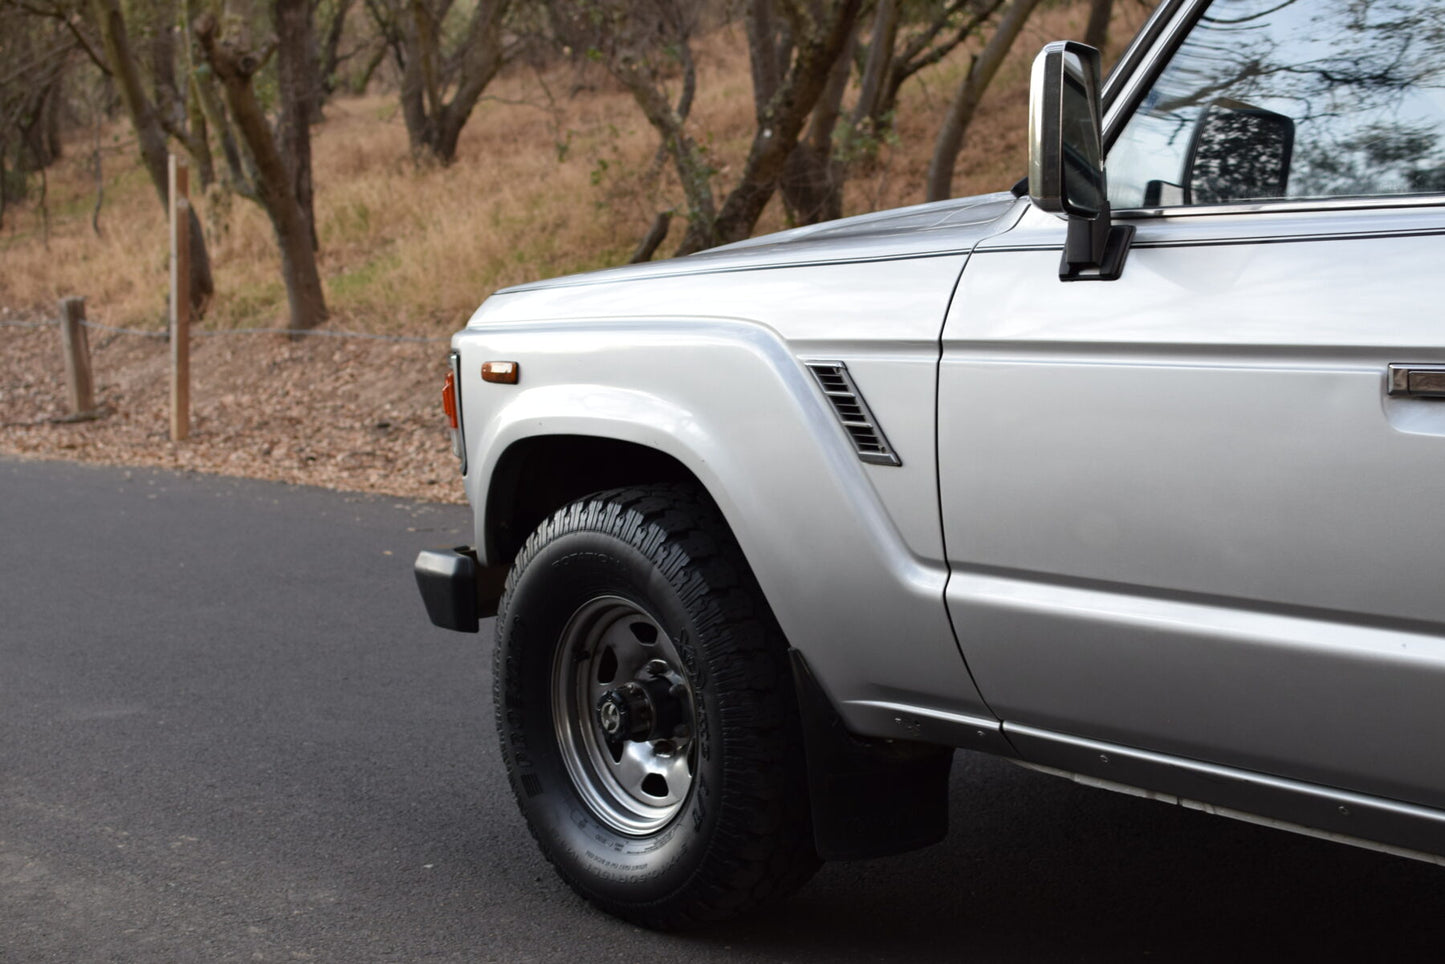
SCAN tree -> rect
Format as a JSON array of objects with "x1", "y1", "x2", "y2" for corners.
[
  {"x1": 774, "y1": 2, "x2": 856, "y2": 225},
  {"x1": 925, "y1": 0, "x2": 1042, "y2": 201},
  {"x1": 556, "y1": 0, "x2": 861, "y2": 255},
  {"x1": 135, "y1": 0, "x2": 217, "y2": 186},
  {"x1": 549, "y1": 0, "x2": 709, "y2": 253},
  {"x1": 1084, "y1": 0, "x2": 1113, "y2": 51},
  {"x1": 366, "y1": 0, "x2": 513, "y2": 165},
  {"x1": 86, "y1": 0, "x2": 215, "y2": 311},
  {"x1": 706, "y1": 0, "x2": 863, "y2": 249},
  {"x1": 195, "y1": 5, "x2": 327, "y2": 330},
  {"x1": 314, "y1": 0, "x2": 358, "y2": 101},
  {"x1": 0, "y1": 10, "x2": 56, "y2": 224},
  {"x1": 276, "y1": 0, "x2": 319, "y2": 249},
  {"x1": 780, "y1": 0, "x2": 1026, "y2": 222},
  {"x1": 846, "y1": 0, "x2": 1005, "y2": 165},
  {"x1": 0, "y1": 5, "x2": 73, "y2": 214}
]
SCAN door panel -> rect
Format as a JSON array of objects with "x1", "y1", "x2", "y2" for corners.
[{"x1": 939, "y1": 204, "x2": 1445, "y2": 807}]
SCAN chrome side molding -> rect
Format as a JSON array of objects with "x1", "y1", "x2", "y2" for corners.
[{"x1": 1006, "y1": 723, "x2": 1445, "y2": 862}]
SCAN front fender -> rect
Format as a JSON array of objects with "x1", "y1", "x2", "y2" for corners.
[{"x1": 455, "y1": 316, "x2": 1002, "y2": 749}]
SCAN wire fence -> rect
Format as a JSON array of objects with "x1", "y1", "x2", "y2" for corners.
[{"x1": 1, "y1": 315, "x2": 450, "y2": 344}]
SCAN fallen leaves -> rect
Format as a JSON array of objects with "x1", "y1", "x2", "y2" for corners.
[{"x1": 0, "y1": 316, "x2": 465, "y2": 504}]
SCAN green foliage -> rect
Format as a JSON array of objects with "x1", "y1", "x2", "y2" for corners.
[
  {"x1": 589, "y1": 156, "x2": 609, "y2": 186},
  {"x1": 225, "y1": 277, "x2": 287, "y2": 326},
  {"x1": 833, "y1": 110, "x2": 901, "y2": 166},
  {"x1": 329, "y1": 249, "x2": 401, "y2": 299},
  {"x1": 324, "y1": 198, "x2": 373, "y2": 243},
  {"x1": 436, "y1": 0, "x2": 480, "y2": 47}
]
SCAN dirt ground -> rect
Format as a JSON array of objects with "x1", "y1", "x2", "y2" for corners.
[{"x1": 0, "y1": 308, "x2": 466, "y2": 504}]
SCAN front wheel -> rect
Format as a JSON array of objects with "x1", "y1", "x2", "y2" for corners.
[{"x1": 493, "y1": 485, "x2": 818, "y2": 928}]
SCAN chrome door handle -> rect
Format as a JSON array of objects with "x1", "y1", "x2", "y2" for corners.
[{"x1": 1388, "y1": 365, "x2": 1445, "y2": 398}]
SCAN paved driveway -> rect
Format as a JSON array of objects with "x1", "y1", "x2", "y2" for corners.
[{"x1": 3, "y1": 457, "x2": 1443, "y2": 962}]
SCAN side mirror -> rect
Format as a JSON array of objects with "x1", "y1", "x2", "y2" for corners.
[
  {"x1": 1028, "y1": 41, "x2": 1133, "y2": 281},
  {"x1": 1185, "y1": 99, "x2": 1295, "y2": 204}
]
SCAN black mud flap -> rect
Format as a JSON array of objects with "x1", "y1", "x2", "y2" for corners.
[{"x1": 790, "y1": 650, "x2": 953, "y2": 861}]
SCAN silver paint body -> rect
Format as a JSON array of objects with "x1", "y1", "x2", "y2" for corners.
[
  {"x1": 453, "y1": 0, "x2": 1445, "y2": 856},
  {"x1": 944, "y1": 201, "x2": 1445, "y2": 813}
]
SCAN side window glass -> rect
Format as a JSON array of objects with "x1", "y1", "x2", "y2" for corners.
[{"x1": 1108, "y1": 0, "x2": 1445, "y2": 209}]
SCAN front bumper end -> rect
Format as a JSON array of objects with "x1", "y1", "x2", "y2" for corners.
[{"x1": 414, "y1": 546, "x2": 505, "y2": 633}]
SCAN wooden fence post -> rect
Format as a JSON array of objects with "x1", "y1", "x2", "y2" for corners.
[
  {"x1": 58, "y1": 296, "x2": 94, "y2": 417},
  {"x1": 169, "y1": 154, "x2": 191, "y2": 442}
]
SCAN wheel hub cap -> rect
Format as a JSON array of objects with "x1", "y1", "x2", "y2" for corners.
[
  {"x1": 596, "y1": 683, "x2": 654, "y2": 743},
  {"x1": 553, "y1": 598, "x2": 698, "y2": 835}
]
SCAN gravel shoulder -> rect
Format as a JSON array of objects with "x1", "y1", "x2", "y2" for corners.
[{"x1": 0, "y1": 312, "x2": 465, "y2": 504}]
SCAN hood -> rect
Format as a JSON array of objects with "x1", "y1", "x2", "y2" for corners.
[{"x1": 496, "y1": 192, "x2": 1025, "y2": 296}]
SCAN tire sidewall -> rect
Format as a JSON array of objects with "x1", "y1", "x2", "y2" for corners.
[{"x1": 496, "y1": 526, "x2": 725, "y2": 907}]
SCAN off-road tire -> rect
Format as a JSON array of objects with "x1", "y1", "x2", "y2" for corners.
[{"x1": 493, "y1": 484, "x2": 819, "y2": 928}]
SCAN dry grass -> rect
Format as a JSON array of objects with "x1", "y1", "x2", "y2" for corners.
[
  {"x1": 0, "y1": 1, "x2": 1153, "y2": 501},
  {"x1": 0, "y1": 1, "x2": 1150, "y2": 339}
]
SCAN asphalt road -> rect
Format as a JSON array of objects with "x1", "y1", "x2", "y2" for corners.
[{"x1": 4, "y1": 456, "x2": 1445, "y2": 963}]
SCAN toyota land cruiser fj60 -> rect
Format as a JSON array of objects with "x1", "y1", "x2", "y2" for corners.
[{"x1": 416, "y1": 0, "x2": 1445, "y2": 927}]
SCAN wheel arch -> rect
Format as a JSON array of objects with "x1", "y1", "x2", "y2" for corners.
[
  {"x1": 484, "y1": 434, "x2": 696, "y2": 567},
  {"x1": 482, "y1": 438, "x2": 960, "y2": 862}
]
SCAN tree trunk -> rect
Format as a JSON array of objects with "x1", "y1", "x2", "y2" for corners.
[
  {"x1": 874, "y1": 0, "x2": 1005, "y2": 135},
  {"x1": 781, "y1": 26, "x2": 854, "y2": 225},
  {"x1": 430, "y1": 0, "x2": 508, "y2": 162},
  {"x1": 398, "y1": 47, "x2": 429, "y2": 152},
  {"x1": 411, "y1": 0, "x2": 442, "y2": 127},
  {"x1": 1084, "y1": 0, "x2": 1113, "y2": 52},
  {"x1": 746, "y1": 0, "x2": 784, "y2": 114},
  {"x1": 628, "y1": 211, "x2": 672, "y2": 264},
  {"x1": 16, "y1": 84, "x2": 58, "y2": 171},
  {"x1": 276, "y1": 0, "x2": 318, "y2": 250},
  {"x1": 850, "y1": 0, "x2": 898, "y2": 134},
  {"x1": 396, "y1": 0, "x2": 509, "y2": 165},
  {"x1": 316, "y1": 0, "x2": 355, "y2": 98},
  {"x1": 613, "y1": 52, "x2": 718, "y2": 251},
  {"x1": 924, "y1": 0, "x2": 1042, "y2": 202},
  {"x1": 185, "y1": 74, "x2": 216, "y2": 188},
  {"x1": 91, "y1": 0, "x2": 170, "y2": 204},
  {"x1": 90, "y1": 0, "x2": 214, "y2": 312},
  {"x1": 780, "y1": 142, "x2": 836, "y2": 225},
  {"x1": 0, "y1": 138, "x2": 8, "y2": 226},
  {"x1": 196, "y1": 12, "x2": 327, "y2": 331},
  {"x1": 352, "y1": 41, "x2": 388, "y2": 93},
  {"x1": 174, "y1": 0, "x2": 217, "y2": 189},
  {"x1": 192, "y1": 55, "x2": 253, "y2": 199},
  {"x1": 690, "y1": 0, "x2": 862, "y2": 252},
  {"x1": 42, "y1": 83, "x2": 63, "y2": 164}
]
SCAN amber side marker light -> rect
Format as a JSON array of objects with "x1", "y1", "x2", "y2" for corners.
[
  {"x1": 441, "y1": 371, "x2": 459, "y2": 429},
  {"x1": 482, "y1": 360, "x2": 520, "y2": 384}
]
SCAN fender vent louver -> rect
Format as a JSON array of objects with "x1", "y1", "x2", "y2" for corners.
[{"x1": 806, "y1": 362, "x2": 902, "y2": 466}]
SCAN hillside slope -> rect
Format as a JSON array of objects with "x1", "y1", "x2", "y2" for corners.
[{"x1": 0, "y1": 2, "x2": 1148, "y2": 499}]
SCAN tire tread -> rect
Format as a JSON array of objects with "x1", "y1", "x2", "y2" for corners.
[{"x1": 494, "y1": 483, "x2": 818, "y2": 928}]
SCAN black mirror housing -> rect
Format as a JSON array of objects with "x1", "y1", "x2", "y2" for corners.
[{"x1": 1028, "y1": 40, "x2": 1134, "y2": 281}]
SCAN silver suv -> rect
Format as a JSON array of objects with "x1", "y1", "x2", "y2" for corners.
[{"x1": 417, "y1": 0, "x2": 1445, "y2": 928}]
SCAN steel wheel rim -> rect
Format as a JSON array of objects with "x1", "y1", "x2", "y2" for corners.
[{"x1": 552, "y1": 596, "x2": 697, "y2": 835}]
